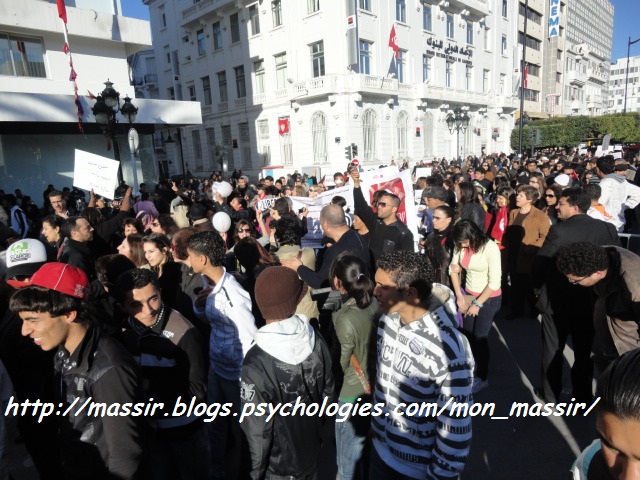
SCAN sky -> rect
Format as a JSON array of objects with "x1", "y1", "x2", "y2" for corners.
[{"x1": 121, "y1": 0, "x2": 639, "y2": 63}]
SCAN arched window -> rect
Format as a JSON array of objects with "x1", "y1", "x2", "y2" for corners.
[
  {"x1": 423, "y1": 113, "x2": 435, "y2": 158},
  {"x1": 397, "y1": 111, "x2": 409, "y2": 160},
  {"x1": 362, "y1": 109, "x2": 377, "y2": 162},
  {"x1": 311, "y1": 111, "x2": 328, "y2": 164}
]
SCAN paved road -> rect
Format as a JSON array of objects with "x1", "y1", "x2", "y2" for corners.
[{"x1": 8, "y1": 309, "x2": 596, "y2": 480}]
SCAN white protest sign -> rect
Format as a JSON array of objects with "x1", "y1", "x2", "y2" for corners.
[
  {"x1": 73, "y1": 149, "x2": 120, "y2": 199},
  {"x1": 256, "y1": 197, "x2": 277, "y2": 211},
  {"x1": 359, "y1": 166, "x2": 420, "y2": 251},
  {"x1": 415, "y1": 167, "x2": 432, "y2": 179}
]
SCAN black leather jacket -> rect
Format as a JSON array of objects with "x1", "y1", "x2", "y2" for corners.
[
  {"x1": 55, "y1": 323, "x2": 144, "y2": 480},
  {"x1": 424, "y1": 228, "x2": 454, "y2": 288}
]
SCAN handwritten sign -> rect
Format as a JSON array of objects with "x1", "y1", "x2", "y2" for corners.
[
  {"x1": 255, "y1": 197, "x2": 277, "y2": 211},
  {"x1": 73, "y1": 149, "x2": 119, "y2": 199},
  {"x1": 414, "y1": 167, "x2": 432, "y2": 179}
]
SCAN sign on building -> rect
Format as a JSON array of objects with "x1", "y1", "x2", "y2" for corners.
[{"x1": 549, "y1": 0, "x2": 560, "y2": 37}]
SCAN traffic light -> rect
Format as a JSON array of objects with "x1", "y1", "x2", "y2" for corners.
[
  {"x1": 351, "y1": 143, "x2": 358, "y2": 157},
  {"x1": 345, "y1": 145, "x2": 353, "y2": 160}
]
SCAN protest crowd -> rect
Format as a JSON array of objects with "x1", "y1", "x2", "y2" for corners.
[{"x1": 1, "y1": 147, "x2": 640, "y2": 480}]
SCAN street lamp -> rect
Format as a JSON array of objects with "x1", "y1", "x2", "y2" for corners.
[
  {"x1": 446, "y1": 107, "x2": 470, "y2": 159},
  {"x1": 624, "y1": 36, "x2": 640, "y2": 114},
  {"x1": 91, "y1": 79, "x2": 139, "y2": 189},
  {"x1": 517, "y1": 112, "x2": 531, "y2": 157}
]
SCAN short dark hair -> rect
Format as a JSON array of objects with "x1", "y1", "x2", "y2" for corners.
[
  {"x1": 517, "y1": 184, "x2": 540, "y2": 202},
  {"x1": 597, "y1": 349, "x2": 640, "y2": 421},
  {"x1": 596, "y1": 156, "x2": 615, "y2": 175},
  {"x1": 114, "y1": 268, "x2": 160, "y2": 304},
  {"x1": 376, "y1": 251, "x2": 434, "y2": 302},
  {"x1": 172, "y1": 227, "x2": 199, "y2": 261},
  {"x1": 188, "y1": 231, "x2": 226, "y2": 266},
  {"x1": 48, "y1": 190, "x2": 64, "y2": 199},
  {"x1": 556, "y1": 242, "x2": 609, "y2": 277},
  {"x1": 583, "y1": 183, "x2": 602, "y2": 201},
  {"x1": 560, "y1": 187, "x2": 591, "y2": 213},
  {"x1": 273, "y1": 217, "x2": 303, "y2": 246},
  {"x1": 10, "y1": 286, "x2": 90, "y2": 323},
  {"x1": 61, "y1": 216, "x2": 83, "y2": 239},
  {"x1": 379, "y1": 191, "x2": 400, "y2": 208},
  {"x1": 42, "y1": 214, "x2": 64, "y2": 230},
  {"x1": 95, "y1": 254, "x2": 136, "y2": 291}
]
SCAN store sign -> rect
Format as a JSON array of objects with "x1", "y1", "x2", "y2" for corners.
[
  {"x1": 548, "y1": 0, "x2": 560, "y2": 37},
  {"x1": 426, "y1": 37, "x2": 473, "y2": 65}
]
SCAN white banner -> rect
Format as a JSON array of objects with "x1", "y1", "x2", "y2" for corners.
[
  {"x1": 414, "y1": 167, "x2": 432, "y2": 179},
  {"x1": 73, "y1": 149, "x2": 119, "y2": 199}
]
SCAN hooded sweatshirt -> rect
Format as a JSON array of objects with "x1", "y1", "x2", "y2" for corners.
[
  {"x1": 599, "y1": 173, "x2": 640, "y2": 231},
  {"x1": 240, "y1": 315, "x2": 334, "y2": 480}
]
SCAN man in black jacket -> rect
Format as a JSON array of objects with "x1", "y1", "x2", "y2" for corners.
[
  {"x1": 532, "y1": 188, "x2": 620, "y2": 402},
  {"x1": 241, "y1": 266, "x2": 334, "y2": 480},
  {"x1": 350, "y1": 170, "x2": 414, "y2": 265},
  {"x1": 115, "y1": 268, "x2": 208, "y2": 480},
  {"x1": 9, "y1": 263, "x2": 144, "y2": 480},
  {"x1": 59, "y1": 216, "x2": 97, "y2": 280}
]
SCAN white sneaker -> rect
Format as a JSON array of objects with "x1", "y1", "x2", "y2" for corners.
[{"x1": 472, "y1": 378, "x2": 489, "y2": 394}]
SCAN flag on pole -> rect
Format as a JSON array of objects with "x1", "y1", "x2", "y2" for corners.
[
  {"x1": 278, "y1": 118, "x2": 290, "y2": 135},
  {"x1": 523, "y1": 65, "x2": 529, "y2": 89},
  {"x1": 388, "y1": 24, "x2": 399, "y2": 59},
  {"x1": 57, "y1": 0, "x2": 67, "y2": 23}
]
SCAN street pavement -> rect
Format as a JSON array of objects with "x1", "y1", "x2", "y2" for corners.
[{"x1": 8, "y1": 308, "x2": 596, "y2": 480}]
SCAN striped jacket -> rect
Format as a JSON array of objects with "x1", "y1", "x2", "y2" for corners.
[{"x1": 371, "y1": 298, "x2": 474, "y2": 480}]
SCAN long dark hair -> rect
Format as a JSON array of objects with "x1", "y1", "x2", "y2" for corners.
[
  {"x1": 329, "y1": 254, "x2": 374, "y2": 309},
  {"x1": 234, "y1": 237, "x2": 277, "y2": 275},
  {"x1": 457, "y1": 182, "x2": 479, "y2": 206},
  {"x1": 452, "y1": 219, "x2": 489, "y2": 252}
]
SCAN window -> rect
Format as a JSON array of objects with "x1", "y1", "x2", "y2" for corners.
[
  {"x1": 0, "y1": 34, "x2": 46, "y2": 78},
  {"x1": 359, "y1": 40, "x2": 372, "y2": 75},
  {"x1": 310, "y1": 41, "x2": 325, "y2": 78},
  {"x1": 465, "y1": 64, "x2": 473, "y2": 90},
  {"x1": 397, "y1": 50, "x2": 406, "y2": 83},
  {"x1": 556, "y1": 72, "x2": 562, "y2": 83},
  {"x1": 445, "y1": 61, "x2": 453, "y2": 88},
  {"x1": 518, "y1": 4, "x2": 542, "y2": 25},
  {"x1": 311, "y1": 112, "x2": 328, "y2": 164},
  {"x1": 396, "y1": 0, "x2": 406, "y2": 22},
  {"x1": 213, "y1": 22, "x2": 222, "y2": 50},
  {"x1": 446, "y1": 13, "x2": 454, "y2": 39},
  {"x1": 502, "y1": 0, "x2": 508, "y2": 18},
  {"x1": 308, "y1": 0, "x2": 320, "y2": 14},
  {"x1": 192, "y1": 130, "x2": 203, "y2": 171},
  {"x1": 501, "y1": 35, "x2": 507, "y2": 55},
  {"x1": 202, "y1": 76, "x2": 212, "y2": 106},
  {"x1": 239, "y1": 123, "x2": 251, "y2": 168},
  {"x1": 397, "y1": 111, "x2": 409, "y2": 160},
  {"x1": 230, "y1": 13, "x2": 240, "y2": 43},
  {"x1": 518, "y1": 32, "x2": 541, "y2": 51},
  {"x1": 279, "y1": 118, "x2": 293, "y2": 165},
  {"x1": 249, "y1": 5, "x2": 260, "y2": 35},
  {"x1": 422, "y1": 54, "x2": 431, "y2": 82},
  {"x1": 222, "y1": 125, "x2": 234, "y2": 169},
  {"x1": 257, "y1": 119, "x2": 271, "y2": 165},
  {"x1": 362, "y1": 109, "x2": 377, "y2": 162},
  {"x1": 165, "y1": 45, "x2": 171, "y2": 64},
  {"x1": 272, "y1": 0, "x2": 282, "y2": 27},
  {"x1": 168, "y1": 87, "x2": 175, "y2": 100},
  {"x1": 500, "y1": 74, "x2": 506, "y2": 94},
  {"x1": 520, "y1": 88, "x2": 539, "y2": 102},
  {"x1": 466, "y1": 21, "x2": 473, "y2": 45},
  {"x1": 483, "y1": 69, "x2": 490, "y2": 93},
  {"x1": 359, "y1": 0, "x2": 371, "y2": 11},
  {"x1": 557, "y1": 49, "x2": 562, "y2": 60},
  {"x1": 483, "y1": 28, "x2": 490, "y2": 50},
  {"x1": 527, "y1": 64, "x2": 540, "y2": 76},
  {"x1": 254, "y1": 60, "x2": 265, "y2": 94},
  {"x1": 235, "y1": 66, "x2": 246, "y2": 98},
  {"x1": 217, "y1": 71, "x2": 228, "y2": 102},
  {"x1": 197, "y1": 29, "x2": 205, "y2": 56},
  {"x1": 423, "y1": 3, "x2": 432, "y2": 31},
  {"x1": 275, "y1": 53, "x2": 287, "y2": 89},
  {"x1": 161, "y1": 11, "x2": 167, "y2": 28},
  {"x1": 188, "y1": 84, "x2": 196, "y2": 101},
  {"x1": 206, "y1": 128, "x2": 217, "y2": 168}
]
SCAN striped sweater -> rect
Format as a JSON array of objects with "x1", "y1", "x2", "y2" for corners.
[{"x1": 371, "y1": 299, "x2": 474, "y2": 480}]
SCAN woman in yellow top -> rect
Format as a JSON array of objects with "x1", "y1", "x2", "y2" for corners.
[{"x1": 449, "y1": 219, "x2": 502, "y2": 394}]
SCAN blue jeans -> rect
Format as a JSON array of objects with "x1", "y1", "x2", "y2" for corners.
[
  {"x1": 461, "y1": 295, "x2": 502, "y2": 381},
  {"x1": 335, "y1": 401, "x2": 369, "y2": 480}
]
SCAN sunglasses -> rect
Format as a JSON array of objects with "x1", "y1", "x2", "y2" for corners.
[
  {"x1": 238, "y1": 228, "x2": 252, "y2": 233},
  {"x1": 567, "y1": 275, "x2": 588, "y2": 285},
  {"x1": 545, "y1": 194, "x2": 556, "y2": 198},
  {"x1": 377, "y1": 202, "x2": 390, "y2": 208}
]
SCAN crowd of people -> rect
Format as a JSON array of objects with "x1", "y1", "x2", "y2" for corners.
[{"x1": 0, "y1": 148, "x2": 639, "y2": 480}]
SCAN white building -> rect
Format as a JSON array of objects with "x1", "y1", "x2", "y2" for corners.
[
  {"x1": 0, "y1": 0, "x2": 201, "y2": 202},
  {"x1": 608, "y1": 55, "x2": 640, "y2": 114},
  {"x1": 142, "y1": 0, "x2": 519, "y2": 180},
  {"x1": 561, "y1": 0, "x2": 613, "y2": 116}
]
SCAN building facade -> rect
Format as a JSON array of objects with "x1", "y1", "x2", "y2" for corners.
[
  {"x1": 561, "y1": 0, "x2": 613, "y2": 116},
  {"x1": 608, "y1": 55, "x2": 640, "y2": 114},
  {"x1": 142, "y1": 0, "x2": 520, "y2": 179},
  {"x1": 0, "y1": 0, "x2": 201, "y2": 202}
]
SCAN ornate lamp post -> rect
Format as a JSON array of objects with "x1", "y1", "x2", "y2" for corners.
[
  {"x1": 446, "y1": 107, "x2": 470, "y2": 159},
  {"x1": 91, "y1": 80, "x2": 139, "y2": 188}
]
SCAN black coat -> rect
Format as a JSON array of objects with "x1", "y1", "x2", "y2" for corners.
[{"x1": 59, "y1": 239, "x2": 96, "y2": 281}]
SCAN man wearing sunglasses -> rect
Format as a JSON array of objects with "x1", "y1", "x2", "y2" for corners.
[
  {"x1": 556, "y1": 242, "x2": 640, "y2": 374},
  {"x1": 532, "y1": 188, "x2": 620, "y2": 404},
  {"x1": 350, "y1": 170, "x2": 414, "y2": 265}
]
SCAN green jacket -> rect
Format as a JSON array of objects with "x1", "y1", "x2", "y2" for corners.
[{"x1": 332, "y1": 298, "x2": 380, "y2": 401}]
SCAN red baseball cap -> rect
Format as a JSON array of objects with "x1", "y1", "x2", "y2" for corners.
[{"x1": 29, "y1": 263, "x2": 89, "y2": 299}]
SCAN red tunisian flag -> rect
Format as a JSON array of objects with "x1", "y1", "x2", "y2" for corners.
[
  {"x1": 278, "y1": 117, "x2": 290, "y2": 135},
  {"x1": 523, "y1": 65, "x2": 529, "y2": 88},
  {"x1": 57, "y1": 0, "x2": 67, "y2": 23},
  {"x1": 388, "y1": 24, "x2": 399, "y2": 59}
]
